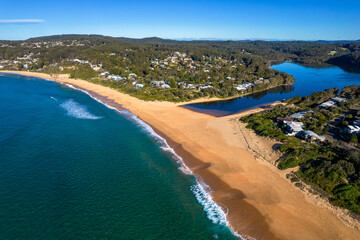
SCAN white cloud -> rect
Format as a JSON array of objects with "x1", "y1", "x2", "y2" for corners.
[{"x1": 0, "y1": 19, "x2": 45, "y2": 24}]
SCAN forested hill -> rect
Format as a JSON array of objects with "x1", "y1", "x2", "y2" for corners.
[
  {"x1": 22, "y1": 35, "x2": 360, "y2": 72},
  {"x1": 0, "y1": 34, "x2": 359, "y2": 101}
]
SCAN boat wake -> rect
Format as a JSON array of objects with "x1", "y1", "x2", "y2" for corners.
[{"x1": 60, "y1": 99, "x2": 102, "y2": 120}]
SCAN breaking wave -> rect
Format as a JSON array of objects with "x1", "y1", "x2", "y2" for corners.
[
  {"x1": 60, "y1": 99, "x2": 102, "y2": 120},
  {"x1": 190, "y1": 181, "x2": 228, "y2": 226},
  {"x1": 61, "y1": 83, "x2": 243, "y2": 238}
]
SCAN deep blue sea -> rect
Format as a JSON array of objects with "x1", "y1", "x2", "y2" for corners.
[
  {"x1": 183, "y1": 63, "x2": 360, "y2": 116},
  {"x1": 0, "y1": 73, "x2": 237, "y2": 239}
]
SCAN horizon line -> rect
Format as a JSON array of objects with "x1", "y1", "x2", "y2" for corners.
[{"x1": 1, "y1": 34, "x2": 360, "y2": 42}]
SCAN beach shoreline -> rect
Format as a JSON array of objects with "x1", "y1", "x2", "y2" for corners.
[{"x1": 2, "y1": 70, "x2": 360, "y2": 240}]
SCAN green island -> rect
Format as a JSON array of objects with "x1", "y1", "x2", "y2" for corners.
[
  {"x1": 241, "y1": 85, "x2": 360, "y2": 214},
  {"x1": 1, "y1": 35, "x2": 360, "y2": 102}
]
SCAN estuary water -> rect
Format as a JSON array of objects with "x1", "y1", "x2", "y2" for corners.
[
  {"x1": 0, "y1": 74, "x2": 236, "y2": 239},
  {"x1": 183, "y1": 63, "x2": 360, "y2": 117}
]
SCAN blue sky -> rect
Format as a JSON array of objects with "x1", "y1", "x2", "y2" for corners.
[{"x1": 0, "y1": 0, "x2": 359, "y2": 40}]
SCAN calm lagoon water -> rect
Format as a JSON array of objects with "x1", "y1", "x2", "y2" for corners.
[
  {"x1": 183, "y1": 63, "x2": 360, "y2": 117},
  {"x1": 0, "y1": 74, "x2": 236, "y2": 239}
]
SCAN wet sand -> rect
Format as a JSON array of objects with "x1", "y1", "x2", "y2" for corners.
[{"x1": 2, "y1": 71, "x2": 360, "y2": 240}]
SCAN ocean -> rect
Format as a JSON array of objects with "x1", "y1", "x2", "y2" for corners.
[{"x1": 0, "y1": 73, "x2": 237, "y2": 239}]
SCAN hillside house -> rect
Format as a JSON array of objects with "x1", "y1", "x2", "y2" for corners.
[
  {"x1": 297, "y1": 130, "x2": 326, "y2": 143},
  {"x1": 290, "y1": 110, "x2": 314, "y2": 119},
  {"x1": 345, "y1": 125, "x2": 360, "y2": 134},
  {"x1": 283, "y1": 121, "x2": 304, "y2": 136}
]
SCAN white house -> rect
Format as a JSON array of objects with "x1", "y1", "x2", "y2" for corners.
[
  {"x1": 290, "y1": 110, "x2": 314, "y2": 119},
  {"x1": 151, "y1": 81, "x2": 165, "y2": 87},
  {"x1": 345, "y1": 125, "x2": 360, "y2": 134},
  {"x1": 283, "y1": 121, "x2": 304, "y2": 136},
  {"x1": 235, "y1": 85, "x2": 247, "y2": 91},
  {"x1": 161, "y1": 84, "x2": 171, "y2": 89},
  {"x1": 331, "y1": 97, "x2": 346, "y2": 103},
  {"x1": 319, "y1": 101, "x2": 336, "y2": 108},
  {"x1": 135, "y1": 84, "x2": 144, "y2": 88}
]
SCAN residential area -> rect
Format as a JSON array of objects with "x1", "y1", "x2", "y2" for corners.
[{"x1": 0, "y1": 37, "x2": 295, "y2": 101}]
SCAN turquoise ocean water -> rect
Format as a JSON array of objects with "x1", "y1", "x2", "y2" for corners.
[{"x1": 0, "y1": 74, "x2": 237, "y2": 240}]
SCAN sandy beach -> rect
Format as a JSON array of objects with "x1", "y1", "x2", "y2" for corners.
[{"x1": 3, "y1": 71, "x2": 360, "y2": 240}]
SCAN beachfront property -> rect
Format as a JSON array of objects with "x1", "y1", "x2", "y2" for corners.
[
  {"x1": 296, "y1": 130, "x2": 326, "y2": 143},
  {"x1": 100, "y1": 71, "x2": 110, "y2": 78},
  {"x1": 290, "y1": 110, "x2": 315, "y2": 119},
  {"x1": 107, "y1": 75, "x2": 123, "y2": 81},
  {"x1": 283, "y1": 120, "x2": 304, "y2": 136},
  {"x1": 151, "y1": 81, "x2": 165, "y2": 87}
]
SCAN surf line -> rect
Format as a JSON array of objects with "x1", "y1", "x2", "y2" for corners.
[
  {"x1": 10, "y1": 74, "x2": 246, "y2": 239},
  {"x1": 63, "y1": 82, "x2": 247, "y2": 239}
]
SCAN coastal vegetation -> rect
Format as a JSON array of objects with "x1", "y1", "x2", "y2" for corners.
[
  {"x1": 241, "y1": 85, "x2": 360, "y2": 214},
  {"x1": 1, "y1": 35, "x2": 360, "y2": 102}
]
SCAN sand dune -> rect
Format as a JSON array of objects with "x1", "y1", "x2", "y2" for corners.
[{"x1": 3, "y1": 71, "x2": 360, "y2": 240}]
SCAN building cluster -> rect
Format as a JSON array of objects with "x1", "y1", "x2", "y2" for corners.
[
  {"x1": 319, "y1": 97, "x2": 346, "y2": 108},
  {"x1": 0, "y1": 46, "x2": 267, "y2": 93},
  {"x1": 277, "y1": 110, "x2": 326, "y2": 143},
  {"x1": 68, "y1": 59, "x2": 102, "y2": 71},
  {"x1": 151, "y1": 81, "x2": 171, "y2": 89},
  {"x1": 0, "y1": 53, "x2": 40, "y2": 69},
  {"x1": 19, "y1": 40, "x2": 87, "y2": 49}
]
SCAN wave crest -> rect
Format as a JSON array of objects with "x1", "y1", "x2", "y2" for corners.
[
  {"x1": 60, "y1": 99, "x2": 102, "y2": 120},
  {"x1": 190, "y1": 181, "x2": 228, "y2": 226}
]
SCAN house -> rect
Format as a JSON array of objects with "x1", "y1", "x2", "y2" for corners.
[
  {"x1": 186, "y1": 84, "x2": 196, "y2": 89},
  {"x1": 198, "y1": 85, "x2": 213, "y2": 90},
  {"x1": 283, "y1": 121, "x2": 304, "y2": 136},
  {"x1": 135, "y1": 84, "x2": 144, "y2": 88},
  {"x1": 290, "y1": 110, "x2": 314, "y2": 119},
  {"x1": 319, "y1": 101, "x2": 336, "y2": 108},
  {"x1": 345, "y1": 125, "x2": 360, "y2": 134},
  {"x1": 235, "y1": 85, "x2": 247, "y2": 91},
  {"x1": 331, "y1": 97, "x2": 346, "y2": 103},
  {"x1": 100, "y1": 72, "x2": 109, "y2": 78},
  {"x1": 161, "y1": 84, "x2": 171, "y2": 89},
  {"x1": 107, "y1": 75, "x2": 123, "y2": 81},
  {"x1": 319, "y1": 97, "x2": 346, "y2": 108},
  {"x1": 297, "y1": 130, "x2": 326, "y2": 143},
  {"x1": 151, "y1": 81, "x2": 165, "y2": 87},
  {"x1": 276, "y1": 117, "x2": 292, "y2": 123}
]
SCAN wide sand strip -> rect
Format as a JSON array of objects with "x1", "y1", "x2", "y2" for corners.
[{"x1": 2, "y1": 71, "x2": 360, "y2": 240}]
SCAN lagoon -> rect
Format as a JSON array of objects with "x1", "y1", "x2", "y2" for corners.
[{"x1": 183, "y1": 63, "x2": 360, "y2": 117}]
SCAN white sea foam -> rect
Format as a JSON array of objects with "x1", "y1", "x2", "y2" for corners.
[
  {"x1": 60, "y1": 99, "x2": 102, "y2": 120},
  {"x1": 190, "y1": 180, "x2": 228, "y2": 226},
  {"x1": 61, "y1": 82, "x2": 245, "y2": 239}
]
